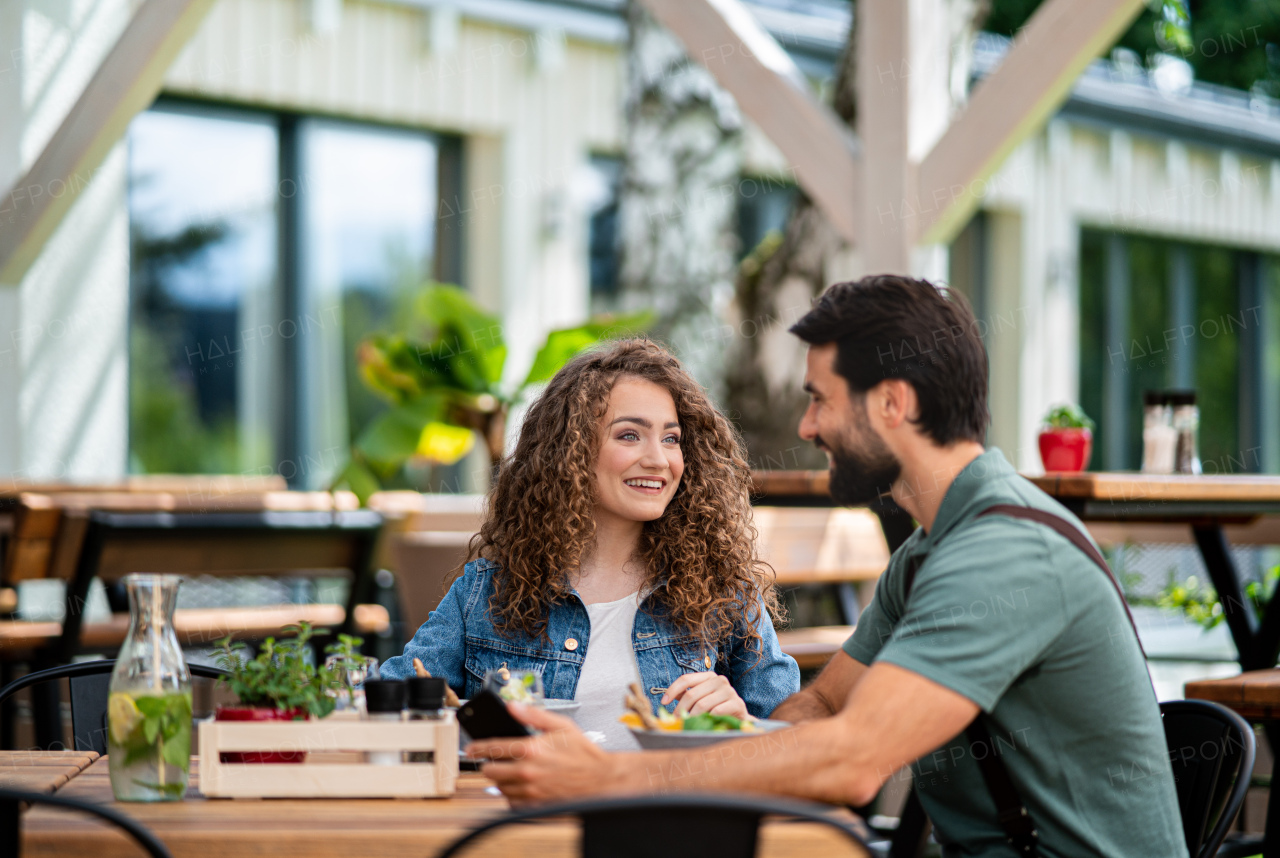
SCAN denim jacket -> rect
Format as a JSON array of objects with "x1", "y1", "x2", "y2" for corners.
[{"x1": 381, "y1": 559, "x2": 800, "y2": 718}]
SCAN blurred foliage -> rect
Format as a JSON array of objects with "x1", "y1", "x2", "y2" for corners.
[
  {"x1": 1118, "y1": 536, "x2": 1280, "y2": 631},
  {"x1": 129, "y1": 216, "x2": 248, "y2": 475},
  {"x1": 988, "y1": 0, "x2": 1280, "y2": 96},
  {"x1": 129, "y1": 323, "x2": 241, "y2": 473},
  {"x1": 333, "y1": 282, "x2": 652, "y2": 502}
]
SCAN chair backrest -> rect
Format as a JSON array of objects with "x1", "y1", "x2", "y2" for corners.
[
  {"x1": 0, "y1": 660, "x2": 229, "y2": 755},
  {"x1": 437, "y1": 793, "x2": 870, "y2": 858},
  {"x1": 0, "y1": 786, "x2": 173, "y2": 858},
  {"x1": 1161, "y1": 699, "x2": 1256, "y2": 858}
]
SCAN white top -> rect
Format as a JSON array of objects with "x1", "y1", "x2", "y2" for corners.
[{"x1": 573, "y1": 591, "x2": 643, "y2": 750}]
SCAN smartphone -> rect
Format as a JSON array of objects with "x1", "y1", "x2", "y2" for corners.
[{"x1": 457, "y1": 689, "x2": 532, "y2": 740}]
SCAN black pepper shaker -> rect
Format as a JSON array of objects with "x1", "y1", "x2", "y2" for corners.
[{"x1": 404, "y1": 676, "x2": 447, "y2": 763}]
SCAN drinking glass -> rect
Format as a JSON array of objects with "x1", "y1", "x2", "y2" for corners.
[
  {"x1": 324, "y1": 654, "x2": 380, "y2": 713},
  {"x1": 483, "y1": 668, "x2": 544, "y2": 705}
]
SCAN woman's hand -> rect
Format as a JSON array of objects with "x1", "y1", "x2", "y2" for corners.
[{"x1": 663, "y1": 672, "x2": 748, "y2": 718}]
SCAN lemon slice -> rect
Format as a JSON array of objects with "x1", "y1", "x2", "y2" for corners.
[{"x1": 108, "y1": 692, "x2": 141, "y2": 744}]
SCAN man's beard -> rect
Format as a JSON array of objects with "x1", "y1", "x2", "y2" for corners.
[{"x1": 823, "y1": 427, "x2": 901, "y2": 507}]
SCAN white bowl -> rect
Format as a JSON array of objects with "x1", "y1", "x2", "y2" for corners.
[{"x1": 628, "y1": 718, "x2": 790, "y2": 750}]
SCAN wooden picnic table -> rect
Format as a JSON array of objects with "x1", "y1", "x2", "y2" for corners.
[{"x1": 13, "y1": 753, "x2": 867, "y2": 858}]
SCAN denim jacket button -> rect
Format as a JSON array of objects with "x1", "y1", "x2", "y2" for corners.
[{"x1": 564, "y1": 638, "x2": 579, "y2": 651}]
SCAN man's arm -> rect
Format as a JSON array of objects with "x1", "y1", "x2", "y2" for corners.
[
  {"x1": 472, "y1": 661, "x2": 978, "y2": 807},
  {"x1": 770, "y1": 650, "x2": 866, "y2": 722}
]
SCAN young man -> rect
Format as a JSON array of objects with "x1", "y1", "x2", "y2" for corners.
[{"x1": 470, "y1": 276, "x2": 1187, "y2": 858}]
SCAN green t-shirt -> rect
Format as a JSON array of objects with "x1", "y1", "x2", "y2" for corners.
[{"x1": 845, "y1": 449, "x2": 1186, "y2": 858}]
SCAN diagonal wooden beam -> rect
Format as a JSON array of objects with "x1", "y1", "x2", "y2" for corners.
[
  {"x1": 0, "y1": 0, "x2": 217, "y2": 286},
  {"x1": 914, "y1": 0, "x2": 1146, "y2": 245},
  {"x1": 637, "y1": 0, "x2": 860, "y2": 245}
]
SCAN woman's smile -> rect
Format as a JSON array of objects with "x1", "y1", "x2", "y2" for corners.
[{"x1": 623, "y1": 477, "x2": 666, "y2": 494}]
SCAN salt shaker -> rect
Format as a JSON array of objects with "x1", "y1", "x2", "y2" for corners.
[{"x1": 1141, "y1": 391, "x2": 1177, "y2": 474}]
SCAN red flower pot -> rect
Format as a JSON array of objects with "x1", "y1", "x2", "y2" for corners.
[
  {"x1": 214, "y1": 706, "x2": 310, "y2": 763},
  {"x1": 1038, "y1": 428, "x2": 1093, "y2": 472}
]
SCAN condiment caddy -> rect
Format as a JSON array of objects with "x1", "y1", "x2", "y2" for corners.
[{"x1": 198, "y1": 677, "x2": 458, "y2": 799}]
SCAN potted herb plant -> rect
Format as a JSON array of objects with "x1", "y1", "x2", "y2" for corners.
[
  {"x1": 1038, "y1": 404, "x2": 1095, "y2": 472},
  {"x1": 212, "y1": 622, "x2": 361, "y2": 763}
]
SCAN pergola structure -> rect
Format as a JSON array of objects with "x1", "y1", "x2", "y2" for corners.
[{"x1": 0, "y1": 0, "x2": 1147, "y2": 287}]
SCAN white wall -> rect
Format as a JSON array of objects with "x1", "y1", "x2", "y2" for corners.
[{"x1": 0, "y1": 0, "x2": 131, "y2": 482}]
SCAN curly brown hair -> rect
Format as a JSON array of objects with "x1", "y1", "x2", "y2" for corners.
[{"x1": 464, "y1": 339, "x2": 781, "y2": 655}]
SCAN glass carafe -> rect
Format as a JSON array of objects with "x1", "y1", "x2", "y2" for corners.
[{"x1": 108, "y1": 574, "x2": 192, "y2": 802}]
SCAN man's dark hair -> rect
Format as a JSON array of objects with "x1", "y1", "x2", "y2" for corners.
[{"x1": 790, "y1": 275, "x2": 990, "y2": 446}]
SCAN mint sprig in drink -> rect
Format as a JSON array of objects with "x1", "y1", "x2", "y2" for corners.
[{"x1": 108, "y1": 689, "x2": 192, "y2": 799}]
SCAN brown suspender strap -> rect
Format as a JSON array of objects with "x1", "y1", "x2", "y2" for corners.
[
  {"x1": 977, "y1": 504, "x2": 1146, "y2": 658},
  {"x1": 901, "y1": 504, "x2": 1147, "y2": 858}
]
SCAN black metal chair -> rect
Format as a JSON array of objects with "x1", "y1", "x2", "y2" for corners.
[
  {"x1": 436, "y1": 792, "x2": 871, "y2": 858},
  {"x1": 0, "y1": 786, "x2": 173, "y2": 858},
  {"x1": 0, "y1": 660, "x2": 228, "y2": 754},
  {"x1": 887, "y1": 699, "x2": 1257, "y2": 858},
  {"x1": 1161, "y1": 699, "x2": 1256, "y2": 858}
]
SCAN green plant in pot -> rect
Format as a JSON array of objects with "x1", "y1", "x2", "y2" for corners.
[
  {"x1": 212, "y1": 622, "x2": 360, "y2": 763},
  {"x1": 1038, "y1": 404, "x2": 1095, "y2": 472}
]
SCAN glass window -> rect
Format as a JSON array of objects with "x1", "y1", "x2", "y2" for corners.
[
  {"x1": 127, "y1": 106, "x2": 279, "y2": 474},
  {"x1": 127, "y1": 106, "x2": 448, "y2": 485},
  {"x1": 1079, "y1": 229, "x2": 1270, "y2": 472},
  {"x1": 737, "y1": 175, "x2": 795, "y2": 258},
  {"x1": 583, "y1": 155, "x2": 622, "y2": 312},
  {"x1": 296, "y1": 121, "x2": 438, "y2": 487}
]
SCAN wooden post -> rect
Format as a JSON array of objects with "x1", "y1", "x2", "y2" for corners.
[
  {"x1": 857, "y1": 0, "x2": 913, "y2": 273},
  {"x1": 0, "y1": 0, "x2": 216, "y2": 287}
]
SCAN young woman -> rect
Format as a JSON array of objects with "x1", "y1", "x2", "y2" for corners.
[{"x1": 381, "y1": 340, "x2": 798, "y2": 747}]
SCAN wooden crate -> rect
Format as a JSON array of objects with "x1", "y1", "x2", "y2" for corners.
[{"x1": 197, "y1": 714, "x2": 459, "y2": 798}]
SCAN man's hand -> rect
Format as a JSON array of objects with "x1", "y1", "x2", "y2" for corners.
[
  {"x1": 771, "y1": 651, "x2": 866, "y2": 723},
  {"x1": 467, "y1": 704, "x2": 629, "y2": 805},
  {"x1": 662, "y1": 672, "x2": 748, "y2": 717}
]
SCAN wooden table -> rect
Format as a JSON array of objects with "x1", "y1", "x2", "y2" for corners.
[
  {"x1": 16, "y1": 755, "x2": 867, "y2": 858},
  {"x1": 0, "y1": 749, "x2": 97, "y2": 792},
  {"x1": 1186, "y1": 670, "x2": 1280, "y2": 720}
]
